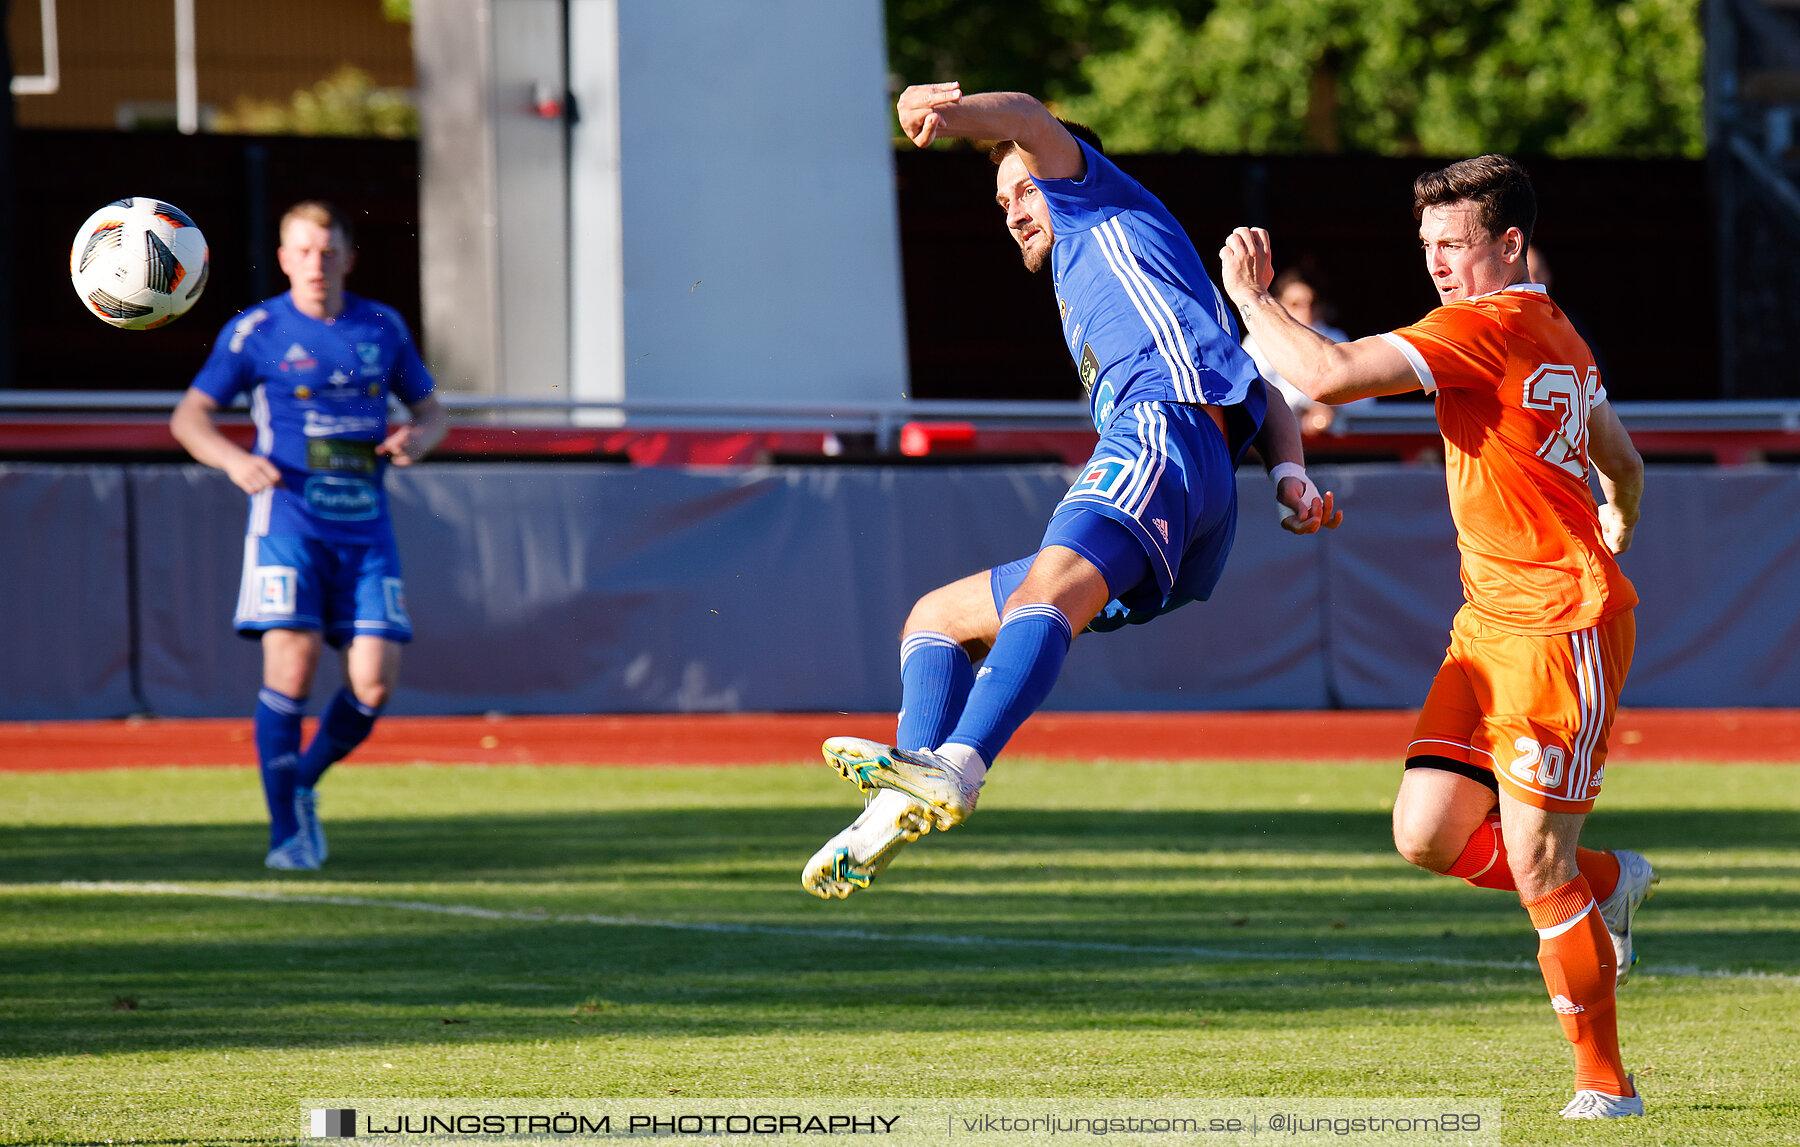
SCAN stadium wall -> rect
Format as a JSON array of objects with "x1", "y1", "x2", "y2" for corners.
[{"x1": 6, "y1": 462, "x2": 1798, "y2": 720}]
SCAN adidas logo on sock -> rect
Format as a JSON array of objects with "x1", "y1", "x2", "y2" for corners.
[{"x1": 1550, "y1": 994, "x2": 1585, "y2": 1015}]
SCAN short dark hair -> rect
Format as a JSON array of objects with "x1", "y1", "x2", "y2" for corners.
[
  {"x1": 989, "y1": 118, "x2": 1104, "y2": 166},
  {"x1": 1412, "y1": 154, "x2": 1535, "y2": 246}
]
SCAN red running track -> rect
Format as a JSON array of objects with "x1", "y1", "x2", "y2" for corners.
[{"x1": 2, "y1": 710, "x2": 1796, "y2": 772}]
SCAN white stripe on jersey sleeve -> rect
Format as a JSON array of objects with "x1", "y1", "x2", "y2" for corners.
[{"x1": 1378, "y1": 332, "x2": 1438, "y2": 394}]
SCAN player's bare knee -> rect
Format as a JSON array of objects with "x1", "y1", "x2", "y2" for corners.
[
  {"x1": 1392, "y1": 822, "x2": 1459, "y2": 873},
  {"x1": 902, "y1": 578, "x2": 997, "y2": 649},
  {"x1": 351, "y1": 680, "x2": 392, "y2": 710}
]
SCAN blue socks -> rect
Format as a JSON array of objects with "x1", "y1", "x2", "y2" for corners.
[
  {"x1": 296, "y1": 688, "x2": 380, "y2": 789},
  {"x1": 895, "y1": 631, "x2": 974, "y2": 752},
  {"x1": 255, "y1": 687, "x2": 305, "y2": 848},
  {"x1": 944, "y1": 603, "x2": 1074, "y2": 766}
]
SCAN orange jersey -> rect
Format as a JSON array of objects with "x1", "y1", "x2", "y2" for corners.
[{"x1": 1381, "y1": 286, "x2": 1637, "y2": 635}]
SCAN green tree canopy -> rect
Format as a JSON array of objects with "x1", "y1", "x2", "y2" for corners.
[
  {"x1": 212, "y1": 66, "x2": 418, "y2": 139},
  {"x1": 889, "y1": 0, "x2": 1703, "y2": 157}
]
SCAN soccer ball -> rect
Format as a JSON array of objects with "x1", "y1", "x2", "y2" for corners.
[{"x1": 69, "y1": 198, "x2": 210, "y2": 330}]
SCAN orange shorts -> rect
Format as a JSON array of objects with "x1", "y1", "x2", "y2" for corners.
[{"x1": 1409, "y1": 606, "x2": 1636, "y2": 814}]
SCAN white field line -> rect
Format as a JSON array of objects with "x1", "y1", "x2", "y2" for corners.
[{"x1": 20, "y1": 880, "x2": 1799, "y2": 985}]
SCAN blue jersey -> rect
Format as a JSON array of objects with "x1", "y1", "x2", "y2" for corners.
[
  {"x1": 1036, "y1": 140, "x2": 1263, "y2": 432},
  {"x1": 190, "y1": 291, "x2": 436, "y2": 544}
]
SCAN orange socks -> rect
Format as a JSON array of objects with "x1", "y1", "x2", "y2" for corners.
[
  {"x1": 1523, "y1": 876, "x2": 1632, "y2": 1096},
  {"x1": 1443, "y1": 813, "x2": 1621, "y2": 900}
]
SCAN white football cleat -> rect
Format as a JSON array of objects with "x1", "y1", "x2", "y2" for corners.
[
  {"x1": 1598, "y1": 849, "x2": 1658, "y2": 986},
  {"x1": 1560, "y1": 1076, "x2": 1643, "y2": 1119},
  {"x1": 801, "y1": 789, "x2": 935, "y2": 900},
  {"x1": 264, "y1": 833, "x2": 320, "y2": 871},
  {"x1": 294, "y1": 786, "x2": 327, "y2": 865},
  {"x1": 821, "y1": 736, "x2": 981, "y2": 830}
]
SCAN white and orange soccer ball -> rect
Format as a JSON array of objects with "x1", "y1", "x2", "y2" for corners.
[{"x1": 69, "y1": 197, "x2": 210, "y2": 330}]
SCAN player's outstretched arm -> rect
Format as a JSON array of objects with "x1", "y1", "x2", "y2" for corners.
[
  {"x1": 1219, "y1": 227, "x2": 1418, "y2": 404},
  {"x1": 895, "y1": 83, "x2": 1084, "y2": 180},
  {"x1": 1255, "y1": 381, "x2": 1343, "y2": 535},
  {"x1": 169, "y1": 387, "x2": 283, "y2": 494},
  {"x1": 379, "y1": 393, "x2": 449, "y2": 467},
  {"x1": 1587, "y1": 399, "x2": 1643, "y2": 555}
]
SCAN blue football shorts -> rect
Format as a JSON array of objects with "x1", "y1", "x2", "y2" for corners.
[
  {"x1": 234, "y1": 533, "x2": 414, "y2": 647},
  {"x1": 990, "y1": 400, "x2": 1239, "y2": 633}
]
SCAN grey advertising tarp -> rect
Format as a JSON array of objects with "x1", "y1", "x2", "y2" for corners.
[
  {"x1": 0, "y1": 464, "x2": 136, "y2": 719},
  {"x1": 4, "y1": 462, "x2": 1796, "y2": 719}
]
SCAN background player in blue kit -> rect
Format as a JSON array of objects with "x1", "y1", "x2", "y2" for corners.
[
  {"x1": 170, "y1": 200, "x2": 448, "y2": 870},
  {"x1": 802, "y1": 84, "x2": 1342, "y2": 899}
]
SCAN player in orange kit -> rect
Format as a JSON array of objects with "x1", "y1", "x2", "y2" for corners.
[{"x1": 1217, "y1": 155, "x2": 1654, "y2": 1119}]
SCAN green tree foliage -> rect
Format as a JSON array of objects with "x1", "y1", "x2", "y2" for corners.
[
  {"x1": 890, "y1": 0, "x2": 1702, "y2": 157},
  {"x1": 212, "y1": 66, "x2": 419, "y2": 140},
  {"x1": 885, "y1": 0, "x2": 1132, "y2": 104}
]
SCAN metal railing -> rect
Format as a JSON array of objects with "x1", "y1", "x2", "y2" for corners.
[{"x1": 4, "y1": 391, "x2": 1800, "y2": 451}]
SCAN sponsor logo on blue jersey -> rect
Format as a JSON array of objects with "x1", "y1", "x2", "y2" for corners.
[
  {"x1": 1070, "y1": 456, "x2": 1130, "y2": 497},
  {"x1": 1093, "y1": 380, "x2": 1117, "y2": 429},
  {"x1": 302, "y1": 475, "x2": 381, "y2": 521},
  {"x1": 280, "y1": 342, "x2": 318, "y2": 372},
  {"x1": 382, "y1": 577, "x2": 410, "y2": 626},
  {"x1": 303, "y1": 410, "x2": 384, "y2": 438},
  {"x1": 321, "y1": 368, "x2": 359, "y2": 399}
]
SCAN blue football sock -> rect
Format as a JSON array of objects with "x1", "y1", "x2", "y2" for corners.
[
  {"x1": 296, "y1": 688, "x2": 380, "y2": 789},
  {"x1": 255, "y1": 687, "x2": 306, "y2": 848},
  {"x1": 944, "y1": 603, "x2": 1073, "y2": 766},
  {"x1": 895, "y1": 631, "x2": 974, "y2": 752}
]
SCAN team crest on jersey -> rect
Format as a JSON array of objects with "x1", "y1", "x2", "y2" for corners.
[
  {"x1": 1070, "y1": 457, "x2": 1130, "y2": 498},
  {"x1": 1056, "y1": 293, "x2": 1068, "y2": 325},
  {"x1": 355, "y1": 342, "x2": 383, "y2": 369},
  {"x1": 279, "y1": 342, "x2": 318, "y2": 372}
]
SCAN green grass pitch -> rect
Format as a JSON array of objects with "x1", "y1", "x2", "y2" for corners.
[{"x1": 2, "y1": 759, "x2": 1796, "y2": 1145}]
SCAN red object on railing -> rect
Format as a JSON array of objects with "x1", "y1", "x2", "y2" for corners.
[{"x1": 899, "y1": 421, "x2": 978, "y2": 456}]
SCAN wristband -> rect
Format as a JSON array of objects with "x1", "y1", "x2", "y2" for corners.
[
  {"x1": 1270, "y1": 462, "x2": 1322, "y2": 521},
  {"x1": 1269, "y1": 462, "x2": 1308, "y2": 488}
]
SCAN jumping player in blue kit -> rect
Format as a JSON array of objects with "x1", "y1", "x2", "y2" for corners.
[
  {"x1": 801, "y1": 85, "x2": 1343, "y2": 898},
  {"x1": 171, "y1": 201, "x2": 448, "y2": 870}
]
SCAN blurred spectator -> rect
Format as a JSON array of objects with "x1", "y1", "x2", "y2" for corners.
[
  {"x1": 1242, "y1": 265, "x2": 1373, "y2": 433},
  {"x1": 1528, "y1": 244, "x2": 1608, "y2": 382}
]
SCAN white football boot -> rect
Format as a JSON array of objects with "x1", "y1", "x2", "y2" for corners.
[
  {"x1": 1560, "y1": 1076, "x2": 1644, "y2": 1119},
  {"x1": 801, "y1": 789, "x2": 935, "y2": 899},
  {"x1": 1598, "y1": 849, "x2": 1659, "y2": 985},
  {"x1": 820, "y1": 736, "x2": 982, "y2": 830},
  {"x1": 293, "y1": 786, "x2": 327, "y2": 865},
  {"x1": 264, "y1": 834, "x2": 320, "y2": 871}
]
